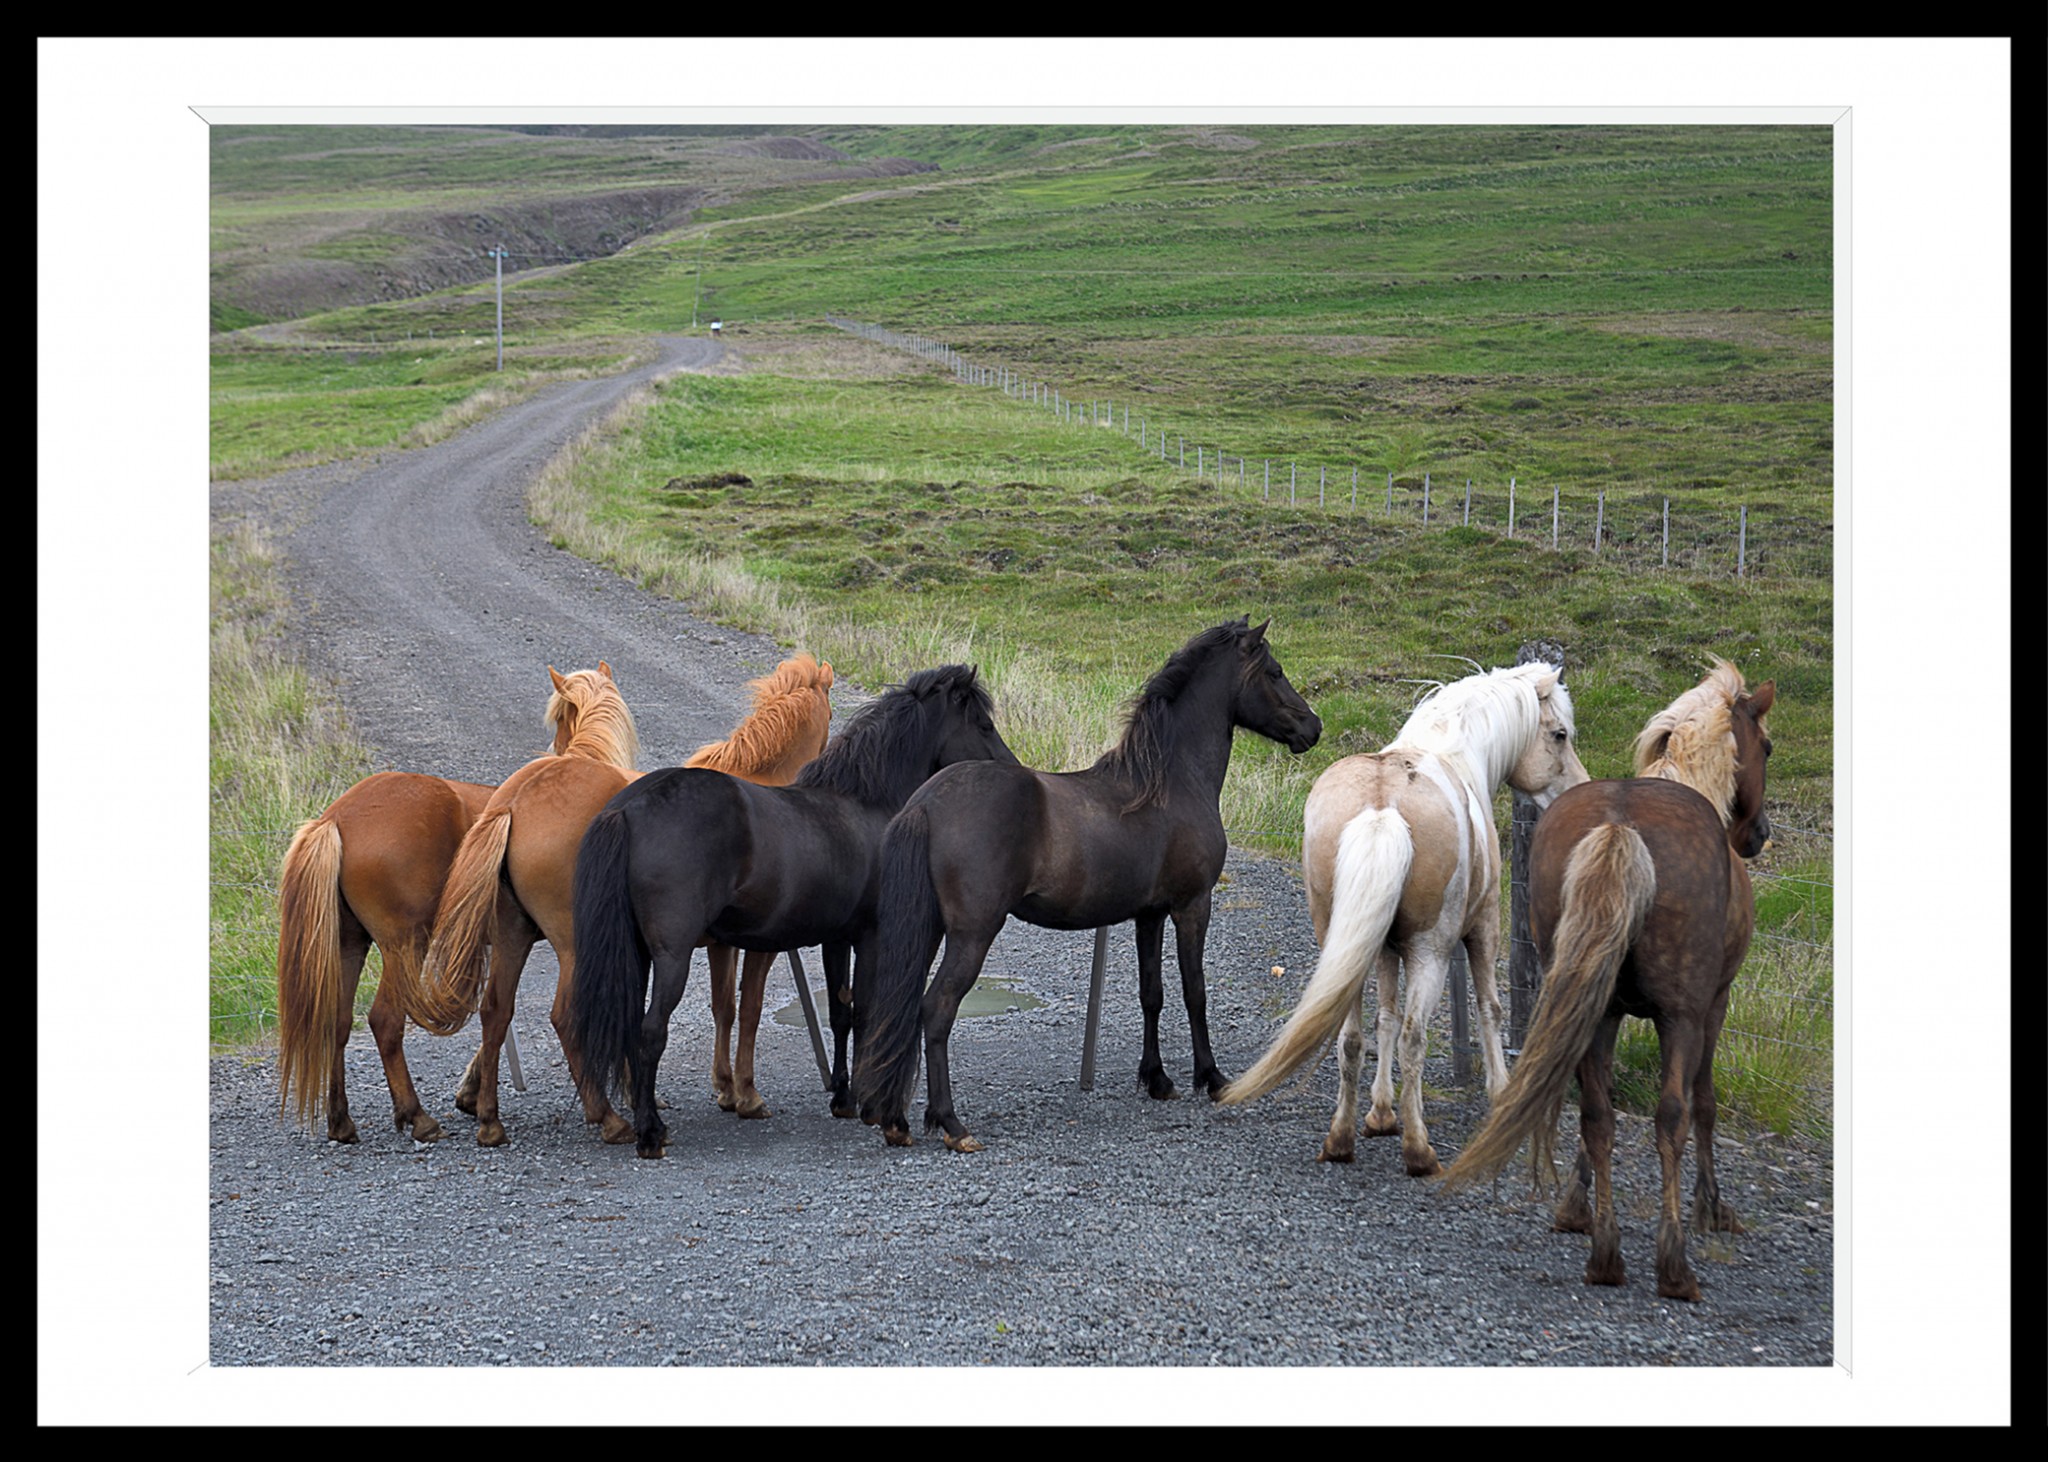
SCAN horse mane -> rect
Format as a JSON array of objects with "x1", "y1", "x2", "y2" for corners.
[
  {"x1": 1632, "y1": 658, "x2": 1754, "y2": 822},
  {"x1": 1390, "y1": 662, "x2": 1560, "y2": 793},
  {"x1": 684, "y1": 653, "x2": 831, "y2": 776},
  {"x1": 543, "y1": 668, "x2": 641, "y2": 769},
  {"x1": 793, "y1": 663, "x2": 988, "y2": 806},
  {"x1": 1094, "y1": 619, "x2": 1253, "y2": 813}
]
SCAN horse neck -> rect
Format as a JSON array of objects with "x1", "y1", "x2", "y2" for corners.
[
  {"x1": 1155, "y1": 656, "x2": 1242, "y2": 808},
  {"x1": 1391, "y1": 683, "x2": 1531, "y2": 800},
  {"x1": 561, "y1": 699, "x2": 635, "y2": 768}
]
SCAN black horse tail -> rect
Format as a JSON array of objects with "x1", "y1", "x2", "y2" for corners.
[
  {"x1": 852, "y1": 804, "x2": 944, "y2": 1133},
  {"x1": 569, "y1": 804, "x2": 649, "y2": 1110},
  {"x1": 1442, "y1": 824, "x2": 1656, "y2": 1193}
]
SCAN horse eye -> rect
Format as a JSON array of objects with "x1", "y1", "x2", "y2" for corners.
[{"x1": 1553, "y1": 729, "x2": 1568, "y2": 742}]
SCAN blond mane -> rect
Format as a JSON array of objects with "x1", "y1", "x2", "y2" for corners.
[
  {"x1": 685, "y1": 653, "x2": 834, "y2": 777},
  {"x1": 1632, "y1": 659, "x2": 1759, "y2": 822},
  {"x1": 1389, "y1": 662, "x2": 1566, "y2": 796},
  {"x1": 543, "y1": 666, "x2": 641, "y2": 769}
]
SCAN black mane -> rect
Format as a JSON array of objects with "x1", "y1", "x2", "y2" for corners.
[
  {"x1": 1093, "y1": 619, "x2": 1254, "y2": 813},
  {"x1": 794, "y1": 663, "x2": 989, "y2": 806}
]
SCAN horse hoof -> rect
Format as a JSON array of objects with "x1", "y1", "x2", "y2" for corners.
[
  {"x1": 1140, "y1": 1072, "x2": 1177, "y2": 1101},
  {"x1": 831, "y1": 1100, "x2": 859, "y2": 1120},
  {"x1": 1656, "y1": 1275, "x2": 1703, "y2": 1303},
  {"x1": 453, "y1": 1091, "x2": 478, "y2": 1117},
  {"x1": 1317, "y1": 1142, "x2": 1355, "y2": 1164},
  {"x1": 1195, "y1": 1069, "x2": 1229, "y2": 1101},
  {"x1": 1553, "y1": 1192, "x2": 1593, "y2": 1234},
  {"x1": 412, "y1": 1116, "x2": 446, "y2": 1143},
  {"x1": 635, "y1": 1141, "x2": 666, "y2": 1160},
  {"x1": 1363, "y1": 1113, "x2": 1401, "y2": 1138},
  {"x1": 883, "y1": 1126, "x2": 914, "y2": 1147},
  {"x1": 1403, "y1": 1150, "x2": 1442, "y2": 1178},
  {"x1": 476, "y1": 1120, "x2": 508, "y2": 1148},
  {"x1": 737, "y1": 1099, "x2": 770, "y2": 1120},
  {"x1": 715, "y1": 1095, "x2": 738, "y2": 1112},
  {"x1": 943, "y1": 1133, "x2": 984, "y2": 1153},
  {"x1": 328, "y1": 1119, "x2": 359, "y2": 1145},
  {"x1": 599, "y1": 1114, "x2": 634, "y2": 1145}
]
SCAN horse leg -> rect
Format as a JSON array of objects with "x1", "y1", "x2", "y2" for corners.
[
  {"x1": 365, "y1": 936, "x2": 443, "y2": 1142},
  {"x1": 1173, "y1": 891, "x2": 1229, "y2": 1098},
  {"x1": 1552, "y1": 1144, "x2": 1596, "y2": 1234},
  {"x1": 468, "y1": 907, "x2": 538, "y2": 1148},
  {"x1": 1463, "y1": 917, "x2": 1509, "y2": 1102},
  {"x1": 1690, "y1": 984, "x2": 1745, "y2": 1236},
  {"x1": 629, "y1": 946, "x2": 694, "y2": 1159},
  {"x1": 1133, "y1": 913, "x2": 1175, "y2": 1100},
  {"x1": 1651, "y1": 1013, "x2": 1706, "y2": 1302},
  {"x1": 1394, "y1": 946, "x2": 1451, "y2": 1176},
  {"x1": 731, "y1": 949, "x2": 775, "y2": 1118},
  {"x1": 1579, "y1": 1014, "x2": 1626, "y2": 1286},
  {"x1": 322, "y1": 917, "x2": 371, "y2": 1145},
  {"x1": 922, "y1": 926, "x2": 999, "y2": 1151},
  {"x1": 707, "y1": 943, "x2": 739, "y2": 1111},
  {"x1": 548, "y1": 947, "x2": 634, "y2": 1146},
  {"x1": 1318, "y1": 993, "x2": 1367, "y2": 1163},
  {"x1": 824, "y1": 941, "x2": 860, "y2": 1118},
  {"x1": 1363, "y1": 949, "x2": 1403, "y2": 1138}
]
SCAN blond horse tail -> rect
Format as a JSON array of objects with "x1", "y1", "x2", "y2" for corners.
[
  {"x1": 415, "y1": 806, "x2": 514, "y2": 1036},
  {"x1": 1220, "y1": 809, "x2": 1413, "y2": 1105},
  {"x1": 275, "y1": 816, "x2": 346, "y2": 1128},
  {"x1": 1443, "y1": 824, "x2": 1656, "y2": 1192}
]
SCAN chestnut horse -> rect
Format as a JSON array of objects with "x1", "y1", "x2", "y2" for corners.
[
  {"x1": 1219, "y1": 661, "x2": 1588, "y2": 1177},
  {"x1": 853, "y1": 619, "x2": 1322, "y2": 1153},
  {"x1": 1443, "y1": 660, "x2": 1776, "y2": 1302},
  {"x1": 570, "y1": 664, "x2": 1018, "y2": 1158},
  {"x1": 416, "y1": 655, "x2": 833, "y2": 1145},
  {"x1": 274, "y1": 667, "x2": 589, "y2": 1143}
]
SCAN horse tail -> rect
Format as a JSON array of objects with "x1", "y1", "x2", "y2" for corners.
[
  {"x1": 1220, "y1": 808, "x2": 1413, "y2": 1105},
  {"x1": 851, "y1": 804, "x2": 944, "y2": 1128},
  {"x1": 1443, "y1": 824, "x2": 1656, "y2": 1192},
  {"x1": 414, "y1": 806, "x2": 514, "y2": 1036},
  {"x1": 275, "y1": 814, "x2": 346, "y2": 1128},
  {"x1": 569, "y1": 805, "x2": 649, "y2": 1109}
]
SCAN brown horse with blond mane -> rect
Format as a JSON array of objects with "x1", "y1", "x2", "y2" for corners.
[
  {"x1": 1443, "y1": 659, "x2": 1775, "y2": 1302},
  {"x1": 274, "y1": 668, "x2": 587, "y2": 1143},
  {"x1": 415, "y1": 655, "x2": 833, "y2": 1145}
]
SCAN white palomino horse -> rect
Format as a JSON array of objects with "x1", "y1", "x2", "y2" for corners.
[{"x1": 1220, "y1": 660, "x2": 1588, "y2": 1176}]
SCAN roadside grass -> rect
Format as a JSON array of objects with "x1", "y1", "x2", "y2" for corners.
[{"x1": 210, "y1": 520, "x2": 377, "y2": 1047}]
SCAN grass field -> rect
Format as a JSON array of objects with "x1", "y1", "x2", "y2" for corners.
[{"x1": 211, "y1": 122, "x2": 1835, "y2": 1133}]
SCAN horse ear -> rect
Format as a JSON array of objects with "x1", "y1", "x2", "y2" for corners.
[
  {"x1": 820, "y1": 662, "x2": 835, "y2": 689},
  {"x1": 548, "y1": 665, "x2": 567, "y2": 693},
  {"x1": 1533, "y1": 671, "x2": 1558, "y2": 699},
  {"x1": 599, "y1": 660, "x2": 613, "y2": 681},
  {"x1": 1247, "y1": 618, "x2": 1270, "y2": 645},
  {"x1": 1747, "y1": 681, "x2": 1775, "y2": 718}
]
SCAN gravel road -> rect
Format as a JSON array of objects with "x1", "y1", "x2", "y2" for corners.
[{"x1": 208, "y1": 335, "x2": 1834, "y2": 1370}]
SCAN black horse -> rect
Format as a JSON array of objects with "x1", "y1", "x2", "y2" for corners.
[
  {"x1": 853, "y1": 618, "x2": 1322, "y2": 1151},
  {"x1": 570, "y1": 664, "x2": 1018, "y2": 1158}
]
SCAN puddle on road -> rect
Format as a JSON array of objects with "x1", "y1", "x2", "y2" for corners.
[{"x1": 773, "y1": 977, "x2": 1045, "y2": 1027}]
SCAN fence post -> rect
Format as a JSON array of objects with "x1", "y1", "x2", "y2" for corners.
[
  {"x1": 1595, "y1": 491, "x2": 1604, "y2": 553},
  {"x1": 1386, "y1": 471, "x2": 1392, "y2": 514},
  {"x1": 1739, "y1": 505, "x2": 1748, "y2": 578},
  {"x1": 1422, "y1": 473, "x2": 1430, "y2": 525},
  {"x1": 1264, "y1": 460, "x2": 1270, "y2": 500},
  {"x1": 1508, "y1": 476, "x2": 1516, "y2": 537},
  {"x1": 1290, "y1": 463, "x2": 1296, "y2": 505},
  {"x1": 1352, "y1": 465, "x2": 1358, "y2": 508},
  {"x1": 1319, "y1": 465, "x2": 1325, "y2": 507},
  {"x1": 1663, "y1": 498, "x2": 1669, "y2": 567},
  {"x1": 1508, "y1": 637, "x2": 1568, "y2": 1052},
  {"x1": 1079, "y1": 925, "x2": 1111, "y2": 1092},
  {"x1": 1551, "y1": 488, "x2": 1559, "y2": 551},
  {"x1": 1464, "y1": 479, "x2": 1472, "y2": 526}
]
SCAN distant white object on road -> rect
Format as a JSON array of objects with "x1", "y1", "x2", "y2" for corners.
[{"x1": 710, "y1": 320, "x2": 723, "y2": 336}]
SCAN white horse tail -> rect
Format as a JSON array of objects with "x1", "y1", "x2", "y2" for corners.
[{"x1": 1220, "y1": 809, "x2": 1413, "y2": 1105}]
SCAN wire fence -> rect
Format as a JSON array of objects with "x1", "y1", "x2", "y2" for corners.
[{"x1": 827, "y1": 316, "x2": 1831, "y2": 582}]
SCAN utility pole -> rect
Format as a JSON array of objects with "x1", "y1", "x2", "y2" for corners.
[
  {"x1": 487, "y1": 246, "x2": 508, "y2": 371},
  {"x1": 691, "y1": 231, "x2": 707, "y2": 329}
]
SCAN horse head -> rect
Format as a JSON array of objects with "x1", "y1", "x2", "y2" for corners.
[
  {"x1": 920, "y1": 663, "x2": 1020, "y2": 773},
  {"x1": 1231, "y1": 618, "x2": 1323, "y2": 754},
  {"x1": 1506, "y1": 667, "x2": 1590, "y2": 810},
  {"x1": 1727, "y1": 680, "x2": 1776, "y2": 859}
]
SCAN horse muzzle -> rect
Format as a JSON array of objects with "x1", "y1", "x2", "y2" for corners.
[{"x1": 1285, "y1": 714, "x2": 1323, "y2": 754}]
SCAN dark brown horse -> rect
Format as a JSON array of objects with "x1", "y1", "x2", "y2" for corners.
[
  {"x1": 853, "y1": 618, "x2": 1322, "y2": 1152},
  {"x1": 1443, "y1": 660, "x2": 1775, "y2": 1302},
  {"x1": 570, "y1": 664, "x2": 1018, "y2": 1158}
]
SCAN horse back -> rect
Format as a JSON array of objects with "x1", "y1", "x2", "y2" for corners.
[
  {"x1": 1304, "y1": 751, "x2": 1481, "y2": 946},
  {"x1": 1530, "y1": 777, "x2": 1744, "y2": 1008}
]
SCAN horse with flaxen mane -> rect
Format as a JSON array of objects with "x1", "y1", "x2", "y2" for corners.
[
  {"x1": 1218, "y1": 660, "x2": 1588, "y2": 1177},
  {"x1": 273, "y1": 667, "x2": 590, "y2": 1144},
  {"x1": 570, "y1": 664, "x2": 1017, "y2": 1159},
  {"x1": 414, "y1": 656, "x2": 836, "y2": 1145},
  {"x1": 852, "y1": 618, "x2": 1322, "y2": 1153},
  {"x1": 1442, "y1": 659, "x2": 1775, "y2": 1303}
]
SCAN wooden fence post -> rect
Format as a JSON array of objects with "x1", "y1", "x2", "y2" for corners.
[{"x1": 1508, "y1": 637, "x2": 1568, "y2": 1051}]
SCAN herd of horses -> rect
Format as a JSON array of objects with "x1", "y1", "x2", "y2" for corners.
[{"x1": 274, "y1": 617, "x2": 1776, "y2": 1302}]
